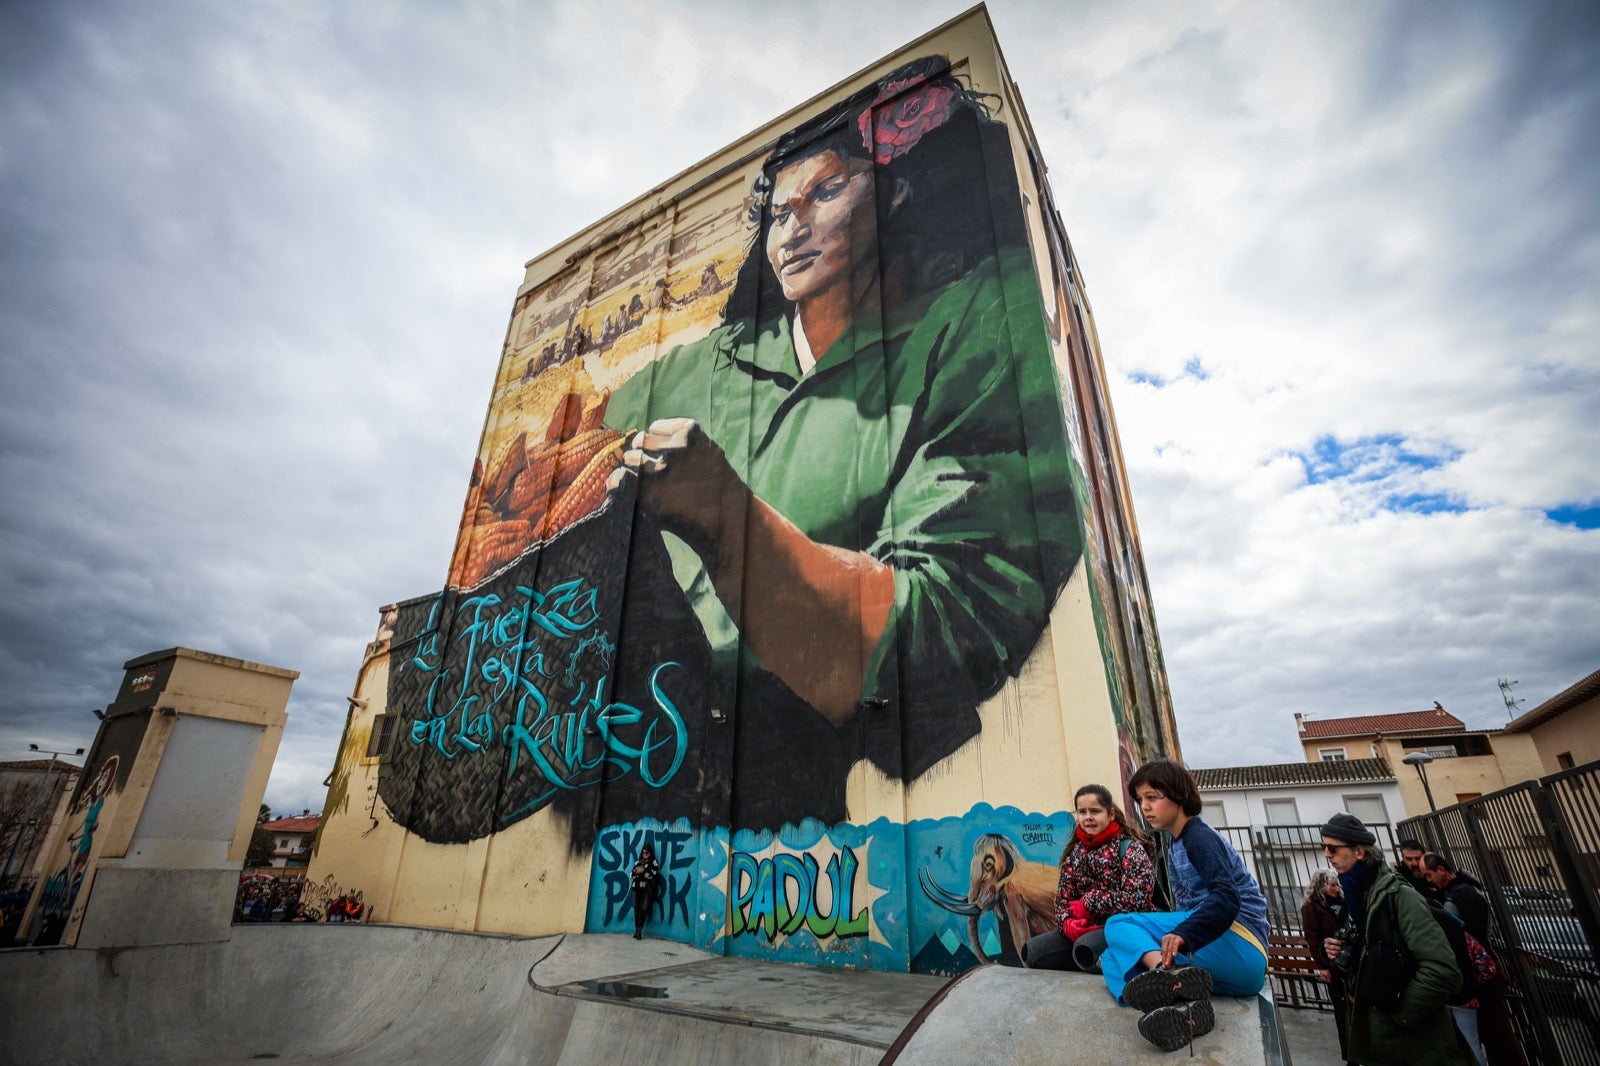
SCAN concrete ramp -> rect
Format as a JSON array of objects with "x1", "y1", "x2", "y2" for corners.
[
  {"x1": 0, "y1": 927, "x2": 1285, "y2": 1064},
  {"x1": 0, "y1": 926, "x2": 935, "y2": 1065}
]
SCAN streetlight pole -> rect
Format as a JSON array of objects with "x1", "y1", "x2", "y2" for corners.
[
  {"x1": 1402, "y1": 751, "x2": 1437, "y2": 813},
  {"x1": 1, "y1": 744, "x2": 85, "y2": 890}
]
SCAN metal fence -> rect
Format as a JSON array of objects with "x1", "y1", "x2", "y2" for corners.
[
  {"x1": 1402, "y1": 759, "x2": 1600, "y2": 1065},
  {"x1": 1211, "y1": 821, "x2": 1402, "y2": 1012}
]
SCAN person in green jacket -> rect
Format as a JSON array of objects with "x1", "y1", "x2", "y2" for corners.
[
  {"x1": 1321, "y1": 814, "x2": 1476, "y2": 1065},
  {"x1": 602, "y1": 56, "x2": 1082, "y2": 829}
]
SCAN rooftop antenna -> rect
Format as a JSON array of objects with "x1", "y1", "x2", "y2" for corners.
[{"x1": 1497, "y1": 678, "x2": 1524, "y2": 719}]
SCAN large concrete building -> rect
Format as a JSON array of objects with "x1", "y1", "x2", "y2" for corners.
[{"x1": 311, "y1": 9, "x2": 1177, "y2": 975}]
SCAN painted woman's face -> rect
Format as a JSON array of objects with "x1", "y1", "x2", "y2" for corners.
[
  {"x1": 1074, "y1": 794, "x2": 1111, "y2": 837},
  {"x1": 765, "y1": 150, "x2": 876, "y2": 306}
]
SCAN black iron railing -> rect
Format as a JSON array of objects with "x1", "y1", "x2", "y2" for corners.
[{"x1": 1402, "y1": 760, "x2": 1600, "y2": 1065}]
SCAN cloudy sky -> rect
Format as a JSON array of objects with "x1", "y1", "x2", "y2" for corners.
[{"x1": 2, "y1": 0, "x2": 1596, "y2": 815}]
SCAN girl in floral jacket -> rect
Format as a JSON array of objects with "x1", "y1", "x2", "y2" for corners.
[{"x1": 1023, "y1": 783, "x2": 1156, "y2": 971}]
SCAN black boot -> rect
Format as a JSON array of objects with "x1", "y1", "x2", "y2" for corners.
[{"x1": 1138, "y1": 999, "x2": 1215, "y2": 1052}]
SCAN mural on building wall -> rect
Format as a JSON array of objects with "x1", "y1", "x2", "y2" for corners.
[
  {"x1": 580, "y1": 803, "x2": 1069, "y2": 973},
  {"x1": 27, "y1": 755, "x2": 118, "y2": 946},
  {"x1": 341, "y1": 39, "x2": 1174, "y2": 974},
  {"x1": 377, "y1": 55, "x2": 1087, "y2": 851}
]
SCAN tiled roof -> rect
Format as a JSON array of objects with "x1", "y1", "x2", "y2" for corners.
[
  {"x1": 0, "y1": 759, "x2": 83, "y2": 773},
  {"x1": 1298, "y1": 708, "x2": 1464, "y2": 739},
  {"x1": 1507, "y1": 668, "x2": 1600, "y2": 733},
  {"x1": 260, "y1": 816, "x2": 320, "y2": 834},
  {"x1": 1193, "y1": 758, "x2": 1395, "y2": 790}
]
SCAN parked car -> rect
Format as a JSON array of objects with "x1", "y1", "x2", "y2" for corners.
[
  {"x1": 1503, "y1": 885, "x2": 1574, "y2": 916},
  {"x1": 1508, "y1": 912, "x2": 1600, "y2": 1025}
]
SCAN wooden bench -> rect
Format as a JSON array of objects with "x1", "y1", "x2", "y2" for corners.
[{"x1": 1267, "y1": 933, "x2": 1335, "y2": 1011}]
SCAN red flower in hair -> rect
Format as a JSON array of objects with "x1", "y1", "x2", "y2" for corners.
[{"x1": 858, "y1": 76, "x2": 957, "y2": 165}]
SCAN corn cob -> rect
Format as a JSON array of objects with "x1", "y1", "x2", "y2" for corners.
[
  {"x1": 519, "y1": 426, "x2": 617, "y2": 497},
  {"x1": 502, "y1": 475, "x2": 553, "y2": 524},
  {"x1": 456, "y1": 519, "x2": 535, "y2": 588},
  {"x1": 542, "y1": 438, "x2": 625, "y2": 537}
]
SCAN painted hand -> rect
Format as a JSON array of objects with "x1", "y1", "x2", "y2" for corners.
[{"x1": 608, "y1": 417, "x2": 748, "y2": 554}]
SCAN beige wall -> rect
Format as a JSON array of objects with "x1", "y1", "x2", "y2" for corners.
[
  {"x1": 1521, "y1": 697, "x2": 1600, "y2": 775},
  {"x1": 1375, "y1": 734, "x2": 1544, "y2": 818},
  {"x1": 1302, "y1": 739, "x2": 1381, "y2": 762}
]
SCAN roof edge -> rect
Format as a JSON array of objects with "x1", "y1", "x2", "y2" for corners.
[{"x1": 1506, "y1": 668, "x2": 1600, "y2": 733}]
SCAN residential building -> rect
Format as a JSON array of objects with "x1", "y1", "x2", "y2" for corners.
[
  {"x1": 0, "y1": 758, "x2": 82, "y2": 890},
  {"x1": 1505, "y1": 667, "x2": 1600, "y2": 775},
  {"x1": 259, "y1": 812, "x2": 319, "y2": 868},
  {"x1": 1193, "y1": 759, "x2": 1404, "y2": 922},
  {"x1": 1195, "y1": 758, "x2": 1403, "y2": 831},
  {"x1": 1296, "y1": 705, "x2": 1543, "y2": 816}
]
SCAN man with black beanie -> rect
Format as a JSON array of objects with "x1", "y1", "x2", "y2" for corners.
[{"x1": 1320, "y1": 813, "x2": 1475, "y2": 1065}]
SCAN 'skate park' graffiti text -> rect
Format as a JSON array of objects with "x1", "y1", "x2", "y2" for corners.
[
  {"x1": 404, "y1": 580, "x2": 688, "y2": 803},
  {"x1": 731, "y1": 847, "x2": 869, "y2": 941},
  {"x1": 596, "y1": 827, "x2": 694, "y2": 927}
]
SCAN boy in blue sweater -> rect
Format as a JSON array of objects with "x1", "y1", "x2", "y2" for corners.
[{"x1": 1102, "y1": 759, "x2": 1270, "y2": 1052}]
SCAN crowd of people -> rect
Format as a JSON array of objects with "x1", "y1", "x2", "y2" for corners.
[
  {"x1": 0, "y1": 889, "x2": 31, "y2": 945},
  {"x1": 1299, "y1": 830, "x2": 1524, "y2": 1064},
  {"x1": 234, "y1": 874, "x2": 363, "y2": 925}
]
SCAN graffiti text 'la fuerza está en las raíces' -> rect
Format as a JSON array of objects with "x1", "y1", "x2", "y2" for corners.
[{"x1": 404, "y1": 577, "x2": 689, "y2": 806}]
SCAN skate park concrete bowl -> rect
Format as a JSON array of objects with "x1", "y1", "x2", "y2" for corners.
[{"x1": 0, "y1": 926, "x2": 1288, "y2": 1064}]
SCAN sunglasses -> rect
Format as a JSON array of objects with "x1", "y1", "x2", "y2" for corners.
[{"x1": 1321, "y1": 843, "x2": 1355, "y2": 854}]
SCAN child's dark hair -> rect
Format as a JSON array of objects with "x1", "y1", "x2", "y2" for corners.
[
  {"x1": 1066, "y1": 782, "x2": 1154, "y2": 858},
  {"x1": 1127, "y1": 759, "x2": 1203, "y2": 817}
]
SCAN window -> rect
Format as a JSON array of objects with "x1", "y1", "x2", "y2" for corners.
[
  {"x1": 1454, "y1": 793, "x2": 1481, "y2": 804},
  {"x1": 1343, "y1": 794, "x2": 1389, "y2": 826},
  {"x1": 1403, "y1": 735, "x2": 1491, "y2": 757},
  {"x1": 366, "y1": 713, "x2": 400, "y2": 759},
  {"x1": 1558, "y1": 752, "x2": 1575, "y2": 770},
  {"x1": 1318, "y1": 748, "x2": 1347, "y2": 762},
  {"x1": 1263, "y1": 798, "x2": 1300, "y2": 825},
  {"x1": 1201, "y1": 800, "x2": 1228, "y2": 825},
  {"x1": 278, "y1": 838, "x2": 289, "y2": 849}
]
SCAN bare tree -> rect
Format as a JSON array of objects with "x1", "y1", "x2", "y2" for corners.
[{"x1": 0, "y1": 778, "x2": 43, "y2": 889}]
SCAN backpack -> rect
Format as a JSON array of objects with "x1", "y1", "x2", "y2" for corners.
[{"x1": 1424, "y1": 899, "x2": 1484, "y2": 1003}]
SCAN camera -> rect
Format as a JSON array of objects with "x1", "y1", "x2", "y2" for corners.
[{"x1": 1328, "y1": 916, "x2": 1364, "y2": 980}]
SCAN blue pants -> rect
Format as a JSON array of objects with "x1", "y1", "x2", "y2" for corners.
[{"x1": 1101, "y1": 910, "x2": 1267, "y2": 1003}]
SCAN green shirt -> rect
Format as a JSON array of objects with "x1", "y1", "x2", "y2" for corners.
[{"x1": 606, "y1": 248, "x2": 1082, "y2": 785}]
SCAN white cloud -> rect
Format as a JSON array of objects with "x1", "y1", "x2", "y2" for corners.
[{"x1": 1, "y1": 0, "x2": 1595, "y2": 813}]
